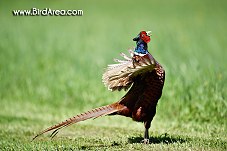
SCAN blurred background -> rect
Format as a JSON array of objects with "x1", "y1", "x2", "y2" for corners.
[{"x1": 0, "y1": 0, "x2": 226, "y2": 149}]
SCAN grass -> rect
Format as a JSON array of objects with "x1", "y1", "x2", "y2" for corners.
[{"x1": 0, "y1": 0, "x2": 227, "y2": 150}]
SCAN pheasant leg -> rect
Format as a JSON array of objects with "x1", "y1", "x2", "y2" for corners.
[
  {"x1": 143, "y1": 128, "x2": 149, "y2": 144},
  {"x1": 141, "y1": 121, "x2": 151, "y2": 144}
]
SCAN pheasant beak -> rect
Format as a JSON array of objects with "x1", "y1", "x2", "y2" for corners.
[{"x1": 146, "y1": 31, "x2": 152, "y2": 36}]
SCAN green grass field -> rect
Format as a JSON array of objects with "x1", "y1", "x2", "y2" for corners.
[{"x1": 0, "y1": 0, "x2": 226, "y2": 150}]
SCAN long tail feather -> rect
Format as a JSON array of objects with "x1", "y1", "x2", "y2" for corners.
[{"x1": 32, "y1": 103, "x2": 126, "y2": 141}]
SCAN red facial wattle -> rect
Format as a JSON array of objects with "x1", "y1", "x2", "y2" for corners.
[
  {"x1": 142, "y1": 36, "x2": 150, "y2": 43},
  {"x1": 140, "y1": 31, "x2": 150, "y2": 43}
]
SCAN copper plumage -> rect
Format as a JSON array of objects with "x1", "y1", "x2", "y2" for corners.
[{"x1": 33, "y1": 31, "x2": 165, "y2": 144}]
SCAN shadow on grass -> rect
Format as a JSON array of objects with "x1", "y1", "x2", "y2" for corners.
[
  {"x1": 76, "y1": 133, "x2": 186, "y2": 150},
  {"x1": 128, "y1": 133, "x2": 187, "y2": 144},
  {"x1": 78, "y1": 141, "x2": 121, "y2": 150}
]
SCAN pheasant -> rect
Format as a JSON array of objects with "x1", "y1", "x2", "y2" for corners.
[{"x1": 32, "y1": 31, "x2": 165, "y2": 144}]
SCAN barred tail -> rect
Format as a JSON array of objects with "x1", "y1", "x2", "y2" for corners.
[{"x1": 32, "y1": 102, "x2": 126, "y2": 141}]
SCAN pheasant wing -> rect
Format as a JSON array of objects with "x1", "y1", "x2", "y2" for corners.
[{"x1": 102, "y1": 50, "x2": 156, "y2": 91}]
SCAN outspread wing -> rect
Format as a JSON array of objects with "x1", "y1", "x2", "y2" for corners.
[{"x1": 102, "y1": 49, "x2": 156, "y2": 91}]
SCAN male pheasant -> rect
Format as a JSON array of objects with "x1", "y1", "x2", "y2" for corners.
[{"x1": 33, "y1": 31, "x2": 165, "y2": 144}]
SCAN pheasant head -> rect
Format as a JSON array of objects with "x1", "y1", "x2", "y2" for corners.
[
  {"x1": 133, "y1": 31, "x2": 151, "y2": 43},
  {"x1": 133, "y1": 31, "x2": 152, "y2": 55}
]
